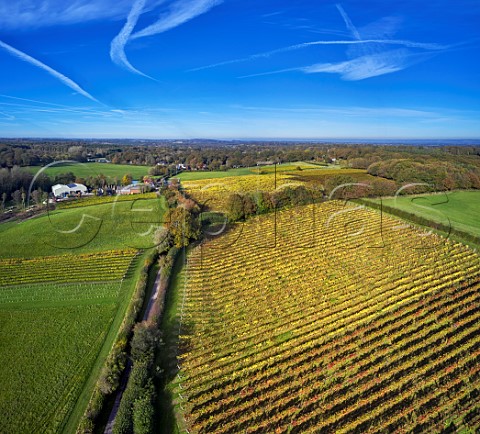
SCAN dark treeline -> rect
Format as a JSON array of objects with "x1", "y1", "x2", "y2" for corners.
[
  {"x1": 367, "y1": 159, "x2": 480, "y2": 190},
  {"x1": 225, "y1": 185, "x2": 322, "y2": 222},
  {"x1": 3, "y1": 139, "x2": 480, "y2": 171},
  {"x1": 2, "y1": 140, "x2": 480, "y2": 206},
  {"x1": 0, "y1": 167, "x2": 51, "y2": 209}
]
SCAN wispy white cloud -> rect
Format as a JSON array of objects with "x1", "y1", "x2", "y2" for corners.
[
  {"x1": 110, "y1": 0, "x2": 157, "y2": 79},
  {"x1": 307, "y1": 28, "x2": 350, "y2": 38},
  {"x1": 0, "y1": 39, "x2": 100, "y2": 103},
  {"x1": 0, "y1": 94, "x2": 179, "y2": 119},
  {"x1": 131, "y1": 0, "x2": 222, "y2": 39},
  {"x1": 262, "y1": 11, "x2": 285, "y2": 18},
  {"x1": 0, "y1": 0, "x2": 165, "y2": 29},
  {"x1": 110, "y1": 0, "x2": 222, "y2": 77},
  {"x1": 241, "y1": 48, "x2": 438, "y2": 81},
  {"x1": 330, "y1": 5, "x2": 426, "y2": 81},
  {"x1": 229, "y1": 104, "x2": 480, "y2": 125},
  {"x1": 336, "y1": 4, "x2": 361, "y2": 40},
  {"x1": 302, "y1": 49, "x2": 427, "y2": 80},
  {"x1": 190, "y1": 38, "x2": 448, "y2": 72},
  {"x1": 191, "y1": 4, "x2": 451, "y2": 82},
  {"x1": 358, "y1": 16, "x2": 403, "y2": 40},
  {"x1": 0, "y1": 111, "x2": 15, "y2": 120}
]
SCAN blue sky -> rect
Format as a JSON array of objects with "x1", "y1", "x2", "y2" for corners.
[{"x1": 0, "y1": 0, "x2": 479, "y2": 139}]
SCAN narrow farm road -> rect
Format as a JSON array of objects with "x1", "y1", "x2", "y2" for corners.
[{"x1": 104, "y1": 265, "x2": 163, "y2": 434}]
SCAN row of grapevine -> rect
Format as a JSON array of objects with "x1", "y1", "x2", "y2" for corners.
[
  {"x1": 56, "y1": 192, "x2": 158, "y2": 209},
  {"x1": 182, "y1": 173, "x2": 296, "y2": 211},
  {"x1": 172, "y1": 201, "x2": 480, "y2": 433},
  {"x1": 0, "y1": 249, "x2": 137, "y2": 286}
]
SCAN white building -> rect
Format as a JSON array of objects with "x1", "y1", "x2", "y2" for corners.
[{"x1": 52, "y1": 183, "x2": 88, "y2": 198}]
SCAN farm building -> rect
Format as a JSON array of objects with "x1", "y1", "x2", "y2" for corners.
[
  {"x1": 52, "y1": 183, "x2": 88, "y2": 198},
  {"x1": 118, "y1": 183, "x2": 144, "y2": 195}
]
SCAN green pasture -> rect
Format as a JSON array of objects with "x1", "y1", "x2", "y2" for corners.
[
  {"x1": 56, "y1": 192, "x2": 158, "y2": 209},
  {"x1": 0, "y1": 193, "x2": 167, "y2": 432},
  {"x1": 156, "y1": 250, "x2": 187, "y2": 434},
  {"x1": 0, "y1": 301, "x2": 117, "y2": 434},
  {"x1": 26, "y1": 162, "x2": 150, "y2": 182},
  {"x1": 0, "y1": 258, "x2": 140, "y2": 434},
  {"x1": 0, "y1": 241, "x2": 146, "y2": 433},
  {"x1": 175, "y1": 161, "x2": 323, "y2": 181},
  {"x1": 367, "y1": 190, "x2": 480, "y2": 238},
  {"x1": 0, "y1": 196, "x2": 167, "y2": 258}
]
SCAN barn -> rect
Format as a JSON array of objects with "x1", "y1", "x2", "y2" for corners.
[
  {"x1": 118, "y1": 184, "x2": 143, "y2": 195},
  {"x1": 52, "y1": 183, "x2": 88, "y2": 198}
]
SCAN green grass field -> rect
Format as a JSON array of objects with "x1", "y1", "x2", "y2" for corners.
[
  {"x1": 156, "y1": 250, "x2": 186, "y2": 434},
  {"x1": 56, "y1": 192, "x2": 158, "y2": 209},
  {"x1": 368, "y1": 190, "x2": 480, "y2": 238},
  {"x1": 0, "y1": 250, "x2": 140, "y2": 434},
  {"x1": 175, "y1": 161, "x2": 322, "y2": 181},
  {"x1": 26, "y1": 162, "x2": 150, "y2": 181},
  {"x1": 0, "y1": 299, "x2": 119, "y2": 433},
  {"x1": 0, "y1": 196, "x2": 167, "y2": 258},
  {"x1": 0, "y1": 197, "x2": 167, "y2": 433}
]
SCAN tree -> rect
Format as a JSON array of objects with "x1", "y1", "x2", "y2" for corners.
[
  {"x1": 122, "y1": 173, "x2": 133, "y2": 186},
  {"x1": 12, "y1": 190, "x2": 22, "y2": 209},
  {"x1": 131, "y1": 323, "x2": 161, "y2": 362},
  {"x1": 54, "y1": 172, "x2": 75, "y2": 184},
  {"x1": 1, "y1": 192, "x2": 6, "y2": 209},
  {"x1": 31, "y1": 189, "x2": 43, "y2": 207},
  {"x1": 165, "y1": 206, "x2": 200, "y2": 248},
  {"x1": 154, "y1": 227, "x2": 172, "y2": 253},
  {"x1": 253, "y1": 191, "x2": 273, "y2": 214},
  {"x1": 226, "y1": 193, "x2": 245, "y2": 221},
  {"x1": 133, "y1": 390, "x2": 155, "y2": 434},
  {"x1": 243, "y1": 194, "x2": 257, "y2": 217},
  {"x1": 325, "y1": 175, "x2": 356, "y2": 199}
]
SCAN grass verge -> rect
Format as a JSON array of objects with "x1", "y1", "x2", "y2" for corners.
[{"x1": 155, "y1": 249, "x2": 187, "y2": 434}]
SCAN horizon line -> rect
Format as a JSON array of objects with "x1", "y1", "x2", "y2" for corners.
[{"x1": 1, "y1": 136, "x2": 480, "y2": 143}]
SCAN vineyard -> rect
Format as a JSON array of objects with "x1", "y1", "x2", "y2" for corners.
[
  {"x1": 181, "y1": 167, "x2": 373, "y2": 212},
  {"x1": 56, "y1": 192, "x2": 158, "y2": 209},
  {"x1": 170, "y1": 202, "x2": 480, "y2": 433},
  {"x1": 182, "y1": 173, "x2": 298, "y2": 211},
  {"x1": 0, "y1": 249, "x2": 137, "y2": 286},
  {"x1": 0, "y1": 248, "x2": 140, "y2": 433}
]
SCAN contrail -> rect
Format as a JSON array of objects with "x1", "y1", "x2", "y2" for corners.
[
  {"x1": 130, "y1": 0, "x2": 223, "y2": 40},
  {"x1": 111, "y1": 0, "x2": 222, "y2": 77},
  {"x1": 239, "y1": 67, "x2": 301, "y2": 79},
  {"x1": 0, "y1": 110, "x2": 15, "y2": 120},
  {"x1": 240, "y1": 49, "x2": 439, "y2": 81},
  {"x1": 189, "y1": 38, "x2": 449, "y2": 72},
  {"x1": 0, "y1": 39, "x2": 100, "y2": 103},
  {"x1": 110, "y1": 0, "x2": 157, "y2": 80},
  {"x1": 0, "y1": 94, "x2": 77, "y2": 107},
  {"x1": 336, "y1": 4, "x2": 361, "y2": 40}
]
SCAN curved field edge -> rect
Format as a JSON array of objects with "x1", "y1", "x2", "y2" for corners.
[
  {"x1": 0, "y1": 249, "x2": 142, "y2": 434},
  {"x1": 358, "y1": 191, "x2": 480, "y2": 250},
  {"x1": 171, "y1": 202, "x2": 480, "y2": 433},
  {"x1": 62, "y1": 251, "x2": 149, "y2": 434},
  {"x1": 175, "y1": 162, "x2": 324, "y2": 181},
  {"x1": 0, "y1": 197, "x2": 167, "y2": 433},
  {"x1": 0, "y1": 196, "x2": 167, "y2": 258},
  {"x1": 24, "y1": 162, "x2": 150, "y2": 181}
]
